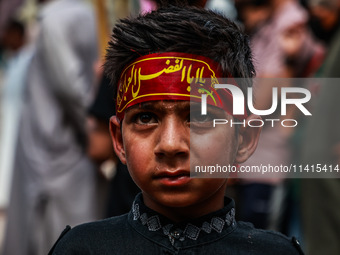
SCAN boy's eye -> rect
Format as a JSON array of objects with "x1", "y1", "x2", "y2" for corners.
[
  {"x1": 189, "y1": 106, "x2": 226, "y2": 129},
  {"x1": 190, "y1": 112, "x2": 213, "y2": 123},
  {"x1": 134, "y1": 112, "x2": 157, "y2": 124},
  {"x1": 189, "y1": 111, "x2": 215, "y2": 129}
]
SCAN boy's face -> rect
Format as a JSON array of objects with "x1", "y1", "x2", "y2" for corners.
[{"x1": 110, "y1": 99, "x2": 260, "y2": 214}]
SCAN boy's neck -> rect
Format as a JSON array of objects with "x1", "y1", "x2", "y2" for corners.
[{"x1": 142, "y1": 187, "x2": 227, "y2": 223}]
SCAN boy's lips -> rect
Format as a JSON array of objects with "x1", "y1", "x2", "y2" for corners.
[{"x1": 154, "y1": 170, "x2": 191, "y2": 186}]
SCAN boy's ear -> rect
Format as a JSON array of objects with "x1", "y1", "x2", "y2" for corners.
[
  {"x1": 234, "y1": 114, "x2": 262, "y2": 164},
  {"x1": 110, "y1": 116, "x2": 127, "y2": 164}
]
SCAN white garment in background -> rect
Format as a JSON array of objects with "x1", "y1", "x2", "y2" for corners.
[
  {"x1": 2, "y1": 0, "x2": 99, "y2": 254},
  {"x1": 0, "y1": 46, "x2": 34, "y2": 209}
]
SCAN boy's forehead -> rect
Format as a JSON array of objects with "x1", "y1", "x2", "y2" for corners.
[{"x1": 125, "y1": 100, "x2": 228, "y2": 117}]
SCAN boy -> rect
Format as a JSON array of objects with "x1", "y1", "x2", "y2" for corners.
[{"x1": 49, "y1": 5, "x2": 303, "y2": 254}]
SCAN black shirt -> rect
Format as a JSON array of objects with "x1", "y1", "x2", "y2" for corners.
[{"x1": 50, "y1": 193, "x2": 304, "y2": 254}]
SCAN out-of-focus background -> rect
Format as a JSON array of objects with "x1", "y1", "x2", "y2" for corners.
[{"x1": 1, "y1": 0, "x2": 340, "y2": 255}]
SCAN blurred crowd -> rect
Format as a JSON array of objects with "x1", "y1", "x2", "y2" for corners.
[{"x1": 0, "y1": 0, "x2": 339, "y2": 254}]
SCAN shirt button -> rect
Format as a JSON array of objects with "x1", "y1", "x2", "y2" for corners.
[{"x1": 173, "y1": 231, "x2": 180, "y2": 238}]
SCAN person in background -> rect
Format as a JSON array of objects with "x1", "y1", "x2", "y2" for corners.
[
  {"x1": 234, "y1": 0, "x2": 324, "y2": 230},
  {"x1": 2, "y1": 0, "x2": 100, "y2": 254},
  {"x1": 0, "y1": 19, "x2": 29, "y2": 251},
  {"x1": 299, "y1": 0, "x2": 340, "y2": 255},
  {"x1": 0, "y1": 19, "x2": 26, "y2": 65}
]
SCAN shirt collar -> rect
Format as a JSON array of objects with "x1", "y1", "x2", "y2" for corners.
[{"x1": 128, "y1": 193, "x2": 237, "y2": 249}]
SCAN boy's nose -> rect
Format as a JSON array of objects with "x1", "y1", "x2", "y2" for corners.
[{"x1": 154, "y1": 117, "x2": 189, "y2": 158}]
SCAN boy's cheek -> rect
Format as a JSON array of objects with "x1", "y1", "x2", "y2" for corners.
[
  {"x1": 190, "y1": 127, "x2": 237, "y2": 166},
  {"x1": 124, "y1": 136, "x2": 152, "y2": 171}
]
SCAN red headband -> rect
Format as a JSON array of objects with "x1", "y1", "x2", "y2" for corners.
[{"x1": 116, "y1": 52, "x2": 248, "y2": 120}]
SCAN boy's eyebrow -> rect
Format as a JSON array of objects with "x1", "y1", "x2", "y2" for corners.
[
  {"x1": 135, "y1": 102, "x2": 160, "y2": 110},
  {"x1": 127, "y1": 101, "x2": 228, "y2": 118}
]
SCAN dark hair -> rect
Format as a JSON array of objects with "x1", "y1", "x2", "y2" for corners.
[
  {"x1": 151, "y1": 0, "x2": 207, "y2": 8},
  {"x1": 105, "y1": 6, "x2": 255, "y2": 98},
  {"x1": 235, "y1": 0, "x2": 271, "y2": 8},
  {"x1": 5, "y1": 19, "x2": 25, "y2": 36}
]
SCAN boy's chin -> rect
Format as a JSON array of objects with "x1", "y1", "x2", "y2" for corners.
[
  {"x1": 144, "y1": 191, "x2": 203, "y2": 209},
  {"x1": 144, "y1": 188, "x2": 221, "y2": 209}
]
